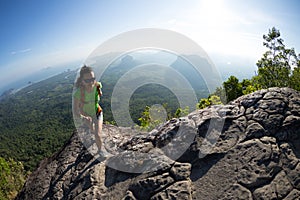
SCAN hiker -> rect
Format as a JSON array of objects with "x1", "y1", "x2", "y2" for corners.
[{"x1": 73, "y1": 65, "x2": 104, "y2": 155}]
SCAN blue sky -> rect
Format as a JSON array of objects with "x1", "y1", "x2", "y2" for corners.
[{"x1": 0, "y1": 0, "x2": 300, "y2": 90}]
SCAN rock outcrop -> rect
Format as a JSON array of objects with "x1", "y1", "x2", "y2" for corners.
[{"x1": 17, "y1": 87, "x2": 300, "y2": 200}]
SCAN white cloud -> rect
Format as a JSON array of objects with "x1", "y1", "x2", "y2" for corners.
[
  {"x1": 11, "y1": 48, "x2": 32, "y2": 55},
  {"x1": 10, "y1": 48, "x2": 31, "y2": 55},
  {"x1": 20, "y1": 48, "x2": 32, "y2": 53}
]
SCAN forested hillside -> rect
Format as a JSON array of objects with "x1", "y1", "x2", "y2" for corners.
[{"x1": 0, "y1": 71, "x2": 76, "y2": 171}]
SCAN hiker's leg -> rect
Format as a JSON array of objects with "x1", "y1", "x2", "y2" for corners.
[
  {"x1": 94, "y1": 113, "x2": 103, "y2": 151},
  {"x1": 79, "y1": 125, "x2": 94, "y2": 147}
]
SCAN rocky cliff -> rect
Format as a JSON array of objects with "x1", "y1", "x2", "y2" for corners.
[{"x1": 17, "y1": 87, "x2": 300, "y2": 200}]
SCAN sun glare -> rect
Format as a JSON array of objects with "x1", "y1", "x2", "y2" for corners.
[
  {"x1": 166, "y1": 0, "x2": 264, "y2": 58},
  {"x1": 199, "y1": 0, "x2": 230, "y2": 26}
]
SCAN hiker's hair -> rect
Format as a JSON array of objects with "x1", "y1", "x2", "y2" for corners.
[{"x1": 75, "y1": 65, "x2": 94, "y2": 88}]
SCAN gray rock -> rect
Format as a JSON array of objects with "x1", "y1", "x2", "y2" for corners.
[
  {"x1": 16, "y1": 87, "x2": 300, "y2": 200},
  {"x1": 222, "y1": 183, "x2": 253, "y2": 200},
  {"x1": 253, "y1": 170, "x2": 293, "y2": 199},
  {"x1": 150, "y1": 180, "x2": 192, "y2": 200},
  {"x1": 170, "y1": 162, "x2": 191, "y2": 181},
  {"x1": 284, "y1": 189, "x2": 300, "y2": 200}
]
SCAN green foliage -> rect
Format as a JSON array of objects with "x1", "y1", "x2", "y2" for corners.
[
  {"x1": 138, "y1": 105, "x2": 190, "y2": 130},
  {"x1": 197, "y1": 95, "x2": 222, "y2": 109},
  {"x1": 241, "y1": 78, "x2": 261, "y2": 95},
  {"x1": 211, "y1": 76, "x2": 263, "y2": 104},
  {"x1": 197, "y1": 98, "x2": 211, "y2": 109},
  {"x1": 290, "y1": 67, "x2": 300, "y2": 91},
  {"x1": 256, "y1": 27, "x2": 299, "y2": 88},
  {"x1": 213, "y1": 86, "x2": 227, "y2": 104},
  {"x1": 210, "y1": 76, "x2": 243, "y2": 104},
  {"x1": 223, "y1": 76, "x2": 243, "y2": 102},
  {"x1": 210, "y1": 76, "x2": 258, "y2": 104},
  {"x1": 209, "y1": 95, "x2": 222, "y2": 105},
  {"x1": 138, "y1": 106, "x2": 151, "y2": 128},
  {"x1": 0, "y1": 157, "x2": 26, "y2": 200},
  {"x1": 138, "y1": 106, "x2": 165, "y2": 131},
  {"x1": 174, "y1": 106, "x2": 190, "y2": 118}
]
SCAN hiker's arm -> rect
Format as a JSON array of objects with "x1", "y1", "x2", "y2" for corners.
[
  {"x1": 73, "y1": 98, "x2": 81, "y2": 118},
  {"x1": 73, "y1": 98, "x2": 88, "y2": 118},
  {"x1": 74, "y1": 98, "x2": 93, "y2": 130},
  {"x1": 74, "y1": 98, "x2": 92, "y2": 120}
]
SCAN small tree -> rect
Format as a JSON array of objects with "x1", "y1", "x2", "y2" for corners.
[
  {"x1": 197, "y1": 98, "x2": 211, "y2": 109},
  {"x1": 138, "y1": 106, "x2": 151, "y2": 128},
  {"x1": 174, "y1": 106, "x2": 190, "y2": 118},
  {"x1": 214, "y1": 86, "x2": 227, "y2": 104},
  {"x1": 256, "y1": 27, "x2": 298, "y2": 88},
  {"x1": 138, "y1": 105, "x2": 168, "y2": 131},
  {"x1": 223, "y1": 76, "x2": 242, "y2": 102},
  {"x1": 197, "y1": 95, "x2": 222, "y2": 109}
]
